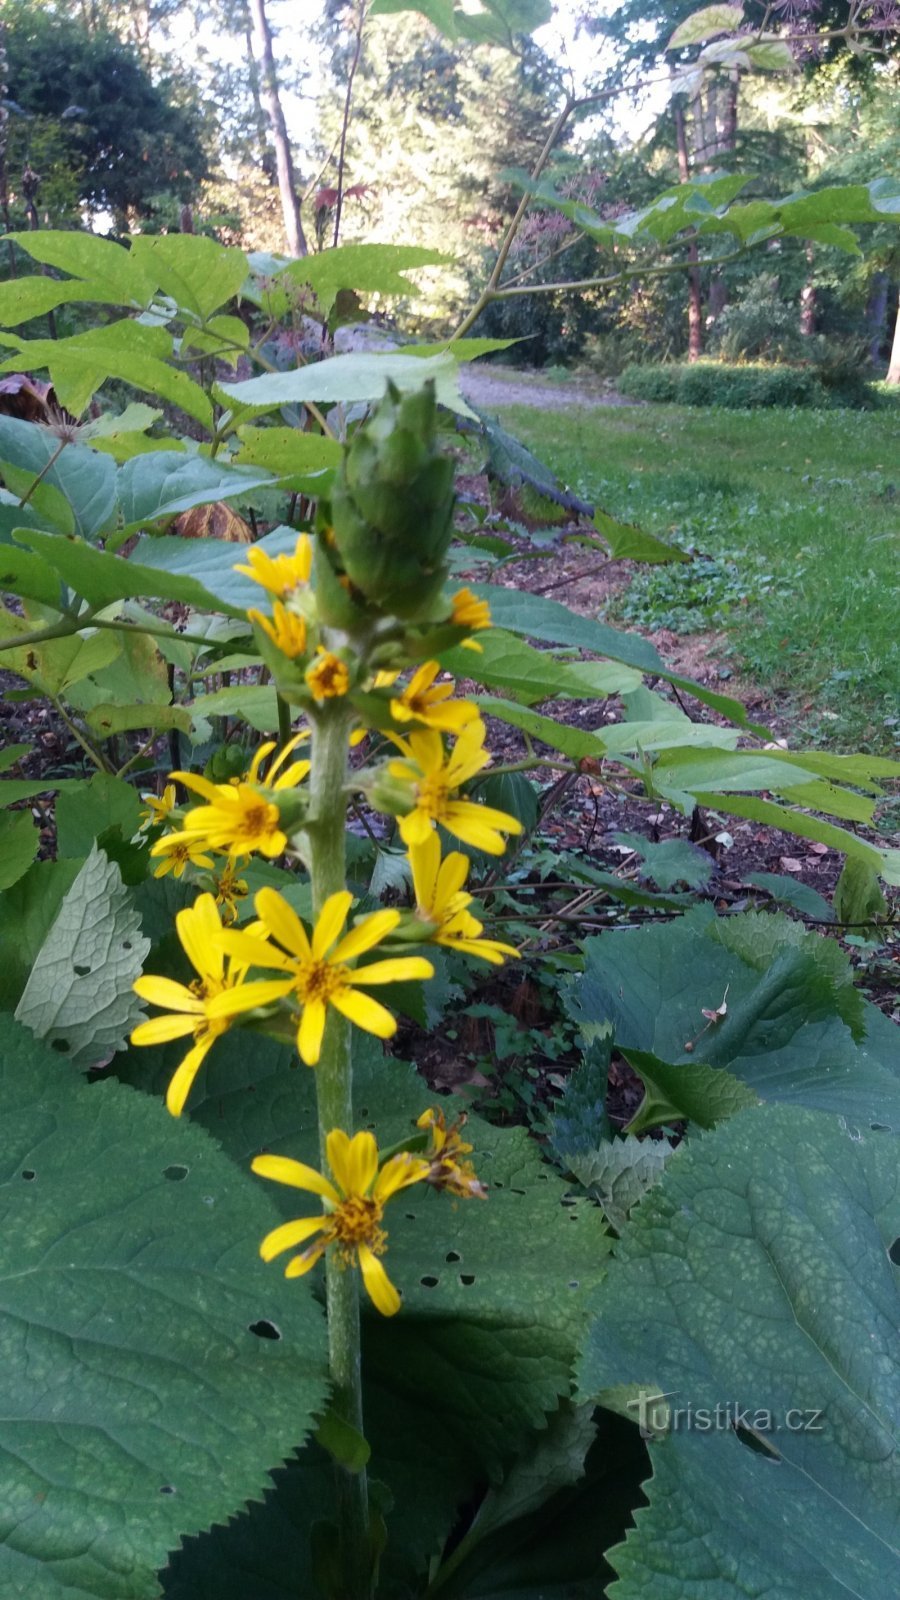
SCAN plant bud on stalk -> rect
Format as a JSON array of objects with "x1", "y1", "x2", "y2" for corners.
[{"x1": 318, "y1": 381, "x2": 456, "y2": 621}]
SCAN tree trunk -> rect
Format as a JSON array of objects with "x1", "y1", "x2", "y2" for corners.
[
  {"x1": 674, "y1": 101, "x2": 703, "y2": 362},
  {"x1": 247, "y1": 0, "x2": 307, "y2": 257},
  {"x1": 865, "y1": 271, "x2": 889, "y2": 365},
  {"x1": 887, "y1": 289, "x2": 900, "y2": 385},
  {"x1": 800, "y1": 244, "x2": 817, "y2": 338}
]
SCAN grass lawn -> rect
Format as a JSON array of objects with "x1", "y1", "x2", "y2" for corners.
[{"x1": 490, "y1": 400, "x2": 900, "y2": 755}]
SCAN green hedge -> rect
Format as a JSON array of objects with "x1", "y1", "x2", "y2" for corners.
[{"x1": 618, "y1": 361, "x2": 879, "y2": 410}]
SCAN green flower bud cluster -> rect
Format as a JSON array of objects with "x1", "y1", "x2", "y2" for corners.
[{"x1": 318, "y1": 381, "x2": 455, "y2": 622}]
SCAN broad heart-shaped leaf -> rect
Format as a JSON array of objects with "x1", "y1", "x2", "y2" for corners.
[
  {"x1": 0, "y1": 859, "x2": 82, "y2": 1012},
  {"x1": 117, "y1": 1033, "x2": 612, "y2": 1589},
  {"x1": 579, "y1": 1105, "x2": 900, "y2": 1600},
  {"x1": 573, "y1": 908, "x2": 900, "y2": 1128},
  {"x1": 14, "y1": 844, "x2": 150, "y2": 1069},
  {"x1": 475, "y1": 585, "x2": 766, "y2": 731},
  {"x1": 668, "y1": 3, "x2": 744, "y2": 47},
  {"x1": 0, "y1": 1015, "x2": 327, "y2": 1600},
  {"x1": 622, "y1": 1048, "x2": 759, "y2": 1134},
  {"x1": 117, "y1": 452, "x2": 278, "y2": 533},
  {"x1": 0, "y1": 416, "x2": 118, "y2": 540},
  {"x1": 217, "y1": 351, "x2": 476, "y2": 422},
  {"x1": 0, "y1": 807, "x2": 38, "y2": 891}
]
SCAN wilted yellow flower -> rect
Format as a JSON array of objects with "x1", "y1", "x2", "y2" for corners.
[
  {"x1": 234, "y1": 534, "x2": 313, "y2": 598},
  {"x1": 151, "y1": 835, "x2": 216, "y2": 880},
  {"x1": 408, "y1": 832, "x2": 519, "y2": 964},
  {"x1": 253, "y1": 1129, "x2": 429, "y2": 1316},
  {"x1": 305, "y1": 649, "x2": 351, "y2": 702},
  {"x1": 140, "y1": 783, "x2": 177, "y2": 830},
  {"x1": 219, "y1": 887, "x2": 433, "y2": 1066},
  {"x1": 131, "y1": 894, "x2": 290, "y2": 1116},
  {"x1": 388, "y1": 723, "x2": 523, "y2": 856},
  {"x1": 389, "y1": 660, "x2": 479, "y2": 733},
  {"x1": 417, "y1": 1107, "x2": 488, "y2": 1200},
  {"x1": 248, "y1": 600, "x2": 308, "y2": 660},
  {"x1": 212, "y1": 860, "x2": 249, "y2": 924}
]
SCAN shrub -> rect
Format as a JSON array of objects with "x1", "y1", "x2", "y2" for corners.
[{"x1": 618, "y1": 359, "x2": 880, "y2": 409}]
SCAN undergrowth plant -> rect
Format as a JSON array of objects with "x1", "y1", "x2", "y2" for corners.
[{"x1": 0, "y1": 5, "x2": 899, "y2": 1597}]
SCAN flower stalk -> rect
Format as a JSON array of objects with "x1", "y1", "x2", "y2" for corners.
[{"x1": 306, "y1": 692, "x2": 373, "y2": 1598}]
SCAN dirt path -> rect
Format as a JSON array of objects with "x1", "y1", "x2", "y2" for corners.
[{"x1": 459, "y1": 365, "x2": 639, "y2": 411}]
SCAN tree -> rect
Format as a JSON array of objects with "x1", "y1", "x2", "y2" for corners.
[
  {"x1": 2, "y1": 1, "x2": 209, "y2": 232},
  {"x1": 246, "y1": 0, "x2": 308, "y2": 256}
]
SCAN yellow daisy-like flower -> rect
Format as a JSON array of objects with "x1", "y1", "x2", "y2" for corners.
[
  {"x1": 305, "y1": 649, "x2": 351, "y2": 702},
  {"x1": 388, "y1": 723, "x2": 523, "y2": 856},
  {"x1": 247, "y1": 600, "x2": 308, "y2": 660},
  {"x1": 131, "y1": 893, "x2": 291, "y2": 1116},
  {"x1": 389, "y1": 661, "x2": 479, "y2": 734},
  {"x1": 417, "y1": 1107, "x2": 488, "y2": 1200},
  {"x1": 408, "y1": 832, "x2": 520, "y2": 965},
  {"x1": 253, "y1": 1129, "x2": 429, "y2": 1316},
  {"x1": 219, "y1": 887, "x2": 434, "y2": 1066},
  {"x1": 151, "y1": 835, "x2": 216, "y2": 880},
  {"x1": 212, "y1": 860, "x2": 249, "y2": 925},
  {"x1": 234, "y1": 534, "x2": 313, "y2": 598},
  {"x1": 451, "y1": 588, "x2": 491, "y2": 651},
  {"x1": 159, "y1": 737, "x2": 310, "y2": 862},
  {"x1": 140, "y1": 783, "x2": 177, "y2": 831}
]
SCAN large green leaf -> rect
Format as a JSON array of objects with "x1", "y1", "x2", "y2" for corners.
[
  {"x1": 689, "y1": 791, "x2": 900, "y2": 884},
  {"x1": 14, "y1": 844, "x2": 150, "y2": 1068},
  {"x1": 579, "y1": 1105, "x2": 900, "y2": 1600},
  {"x1": 119, "y1": 1034, "x2": 609, "y2": 1595},
  {"x1": 7, "y1": 231, "x2": 159, "y2": 304},
  {"x1": 13, "y1": 529, "x2": 242, "y2": 616},
  {"x1": 117, "y1": 452, "x2": 278, "y2": 533},
  {"x1": 0, "y1": 808, "x2": 39, "y2": 892},
  {"x1": 128, "y1": 234, "x2": 249, "y2": 322},
  {"x1": 573, "y1": 908, "x2": 900, "y2": 1127},
  {"x1": 217, "y1": 351, "x2": 476, "y2": 422},
  {"x1": 56, "y1": 773, "x2": 144, "y2": 858},
  {"x1": 278, "y1": 242, "x2": 447, "y2": 317},
  {"x1": 131, "y1": 525, "x2": 299, "y2": 614},
  {"x1": 370, "y1": 0, "x2": 552, "y2": 44},
  {"x1": 0, "y1": 276, "x2": 136, "y2": 327},
  {"x1": 232, "y1": 426, "x2": 342, "y2": 493},
  {"x1": 0, "y1": 323, "x2": 212, "y2": 430},
  {"x1": 0, "y1": 1014, "x2": 327, "y2": 1600},
  {"x1": 0, "y1": 416, "x2": 118, "y2": 540},
  {"x1": 668, "y1": 4, "x2": 743, "y2": 47},
  {"x1": 475, "y1": 585, "x2": 764, "y2": 729},
  {"x1": 0, "y1": 859, "x2": 82, "y2": 1012}
]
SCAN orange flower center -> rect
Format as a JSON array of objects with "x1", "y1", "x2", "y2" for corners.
[
  {"x1": 295, "y1": 957, "x2": 346, "y2": 1005},
  {"x1": 308, "y1": 655, "x2": 350, "y2": 698},
  {"x1": 417, "y1": 775, "x2": 450, "y2": 821},
  {"x1": 238, "y1": 799, "x2": 279, "y2": 839},
  {"x1": 333, "y1": 1195, "x2": 385, "y2": 1253}
]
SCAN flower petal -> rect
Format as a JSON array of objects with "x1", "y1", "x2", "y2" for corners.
[
  {"x1": 312, "y1": 890, "x2": 353, "y2": 959},
  {"x1": 206, "y1": 979, "x2": 294, "y2": 1018},
  {"x1": 357, "y1": 1244, "x2": 401, "y2": 1316},
  {"x1": 330, "y1": 909, "x2": 401, "y2": 964},
  {"x1": 133, "y1": 975, "x2": 203, "y2": 1013},
  {"x1": 298, "y1": 998, "x2": 328, "y2": 1065},
  {"x1": 220, "y1": 928, "x2": 295, "y2": 972},
  {"x1": 252, "y1": 1154, "x2": 340, "y2": 1203},
  {"x1": 259, "y1": 1215, "x2": 327, "y2": 1261},
  {"x1": 176, "y1": 893, "x2": 224, "y2": 984},
  {"x1": 435, "y1": 850, "x2": 470, "y2": 908},
  {"x1": 284, "y1": 1237, "x2": 330, "y2": 1278},
  {"x1": 345, "y1": 1131, "x2": 378, "y2": 1197},
  {"x1": 375, "y1": 1152, "x2": 430, "y2": 1201},
  {"x1": 408, "y1": 832, "x2": 441, "y2": 911},
  {"x1": 169, "y1": 770, "x2": 224, "y2": 804},
  {"x1": 330, "y1": 987, "x2": 397, "y2": 1039},
  {"x1": 399, "y1": 808, "x2": 434, "y2": 848},
  {"x1": 256, "y1": 887, "x2": 312, "y2": 960},
  {"x1": 166, "y1": 1033, "x2": 218, "y2": 1117},
  {"x1": 325, "y1": 1129, "x2": 353, "y2": 1193},
  {"x1": 130, "y1": 1013, "x2": 198, "y2": 1047},
  {"x1": 351, "y1": 957, "x2": 434, "y2": 986}
]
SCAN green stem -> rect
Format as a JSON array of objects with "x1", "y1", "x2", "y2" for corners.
[
  {"x1": 276, "y1": 690, "x2": 293, "y2": 750},
  {"x1": 307, "y1": 697, "x2": 372, "y2": 1600}
]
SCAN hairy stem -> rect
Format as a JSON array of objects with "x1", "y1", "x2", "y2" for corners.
[{"x1": 307, "y1": 697, "x2": 371, "y2": 1599}]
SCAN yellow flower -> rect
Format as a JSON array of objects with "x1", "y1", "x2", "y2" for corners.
[
  {"x1": 389, "y1": 661, "x2": 479, "y2": 733},
  {"x1": 408, "y1": 832, "x2": 520, "y2": 965},
  {"x1": 213, "y1": 860, "x2": 249, "y2": 925},
  {"x1": 140, "y1": 783, "x2": 177, "y2": 830},
  {"x1": 252, "y1": 1129, "x2": 429, "y2": 1316},
  {"x1": 451, "y1": 588, "x2": 491, "y2": 650},
  {"x1": 417, "y1": 1107, "x2": 488, "y2": 1200},
  {"x1": 219, "y1": 887, "x2": 434, "y2": 1066},
  {"x1": 151, "y1": 834, "x2": 216, "y2": 879},
  {"x1": 305, "y1": 649, "x2": 351, "y2": 702},
  {"x1": 131, "y1": 893, "x2": 290, "y2": 1116},
  {"x1": 234, "y1": 534, "x2": 313, "y2": 598},
  {"x1": 388, "y1": 723, "x2": 523, "y2": 856},
  {"x1": 247, "y1": 600, "x2": 308, "y2": 660},
  {"x1": 161, "y1": 737, "x2": 310, "y2": 861}
]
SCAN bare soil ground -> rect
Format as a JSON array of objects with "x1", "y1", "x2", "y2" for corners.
[{"x1": 459, "y1": 364, "x2": 639, "y2": 412}]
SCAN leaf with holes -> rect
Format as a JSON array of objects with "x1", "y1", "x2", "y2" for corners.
[
  {"x1": 14, "y1": 844, "x2": 150, "y2": 1068},
  {"x1": 0, "y1": 1014, "x2": 327, "y2": 1600},
  {"x1": 580, "y1": 1105, "x2": 900, "y2": 1600},
  {"x1": 115, "y1": 1033, "x2": 611, "y2": 1572},
  {"x1": 573, "y1": 908, "x2": 900, "y2": 1128}
]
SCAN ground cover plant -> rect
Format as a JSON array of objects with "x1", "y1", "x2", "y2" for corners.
[{"x1": 1, "y1": 3, "x2": 899, "y2": 1597}]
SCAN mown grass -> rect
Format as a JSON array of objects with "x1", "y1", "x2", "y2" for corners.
[{"x1": 490, "y1": 400, "x2": 900, "y2": 753}]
